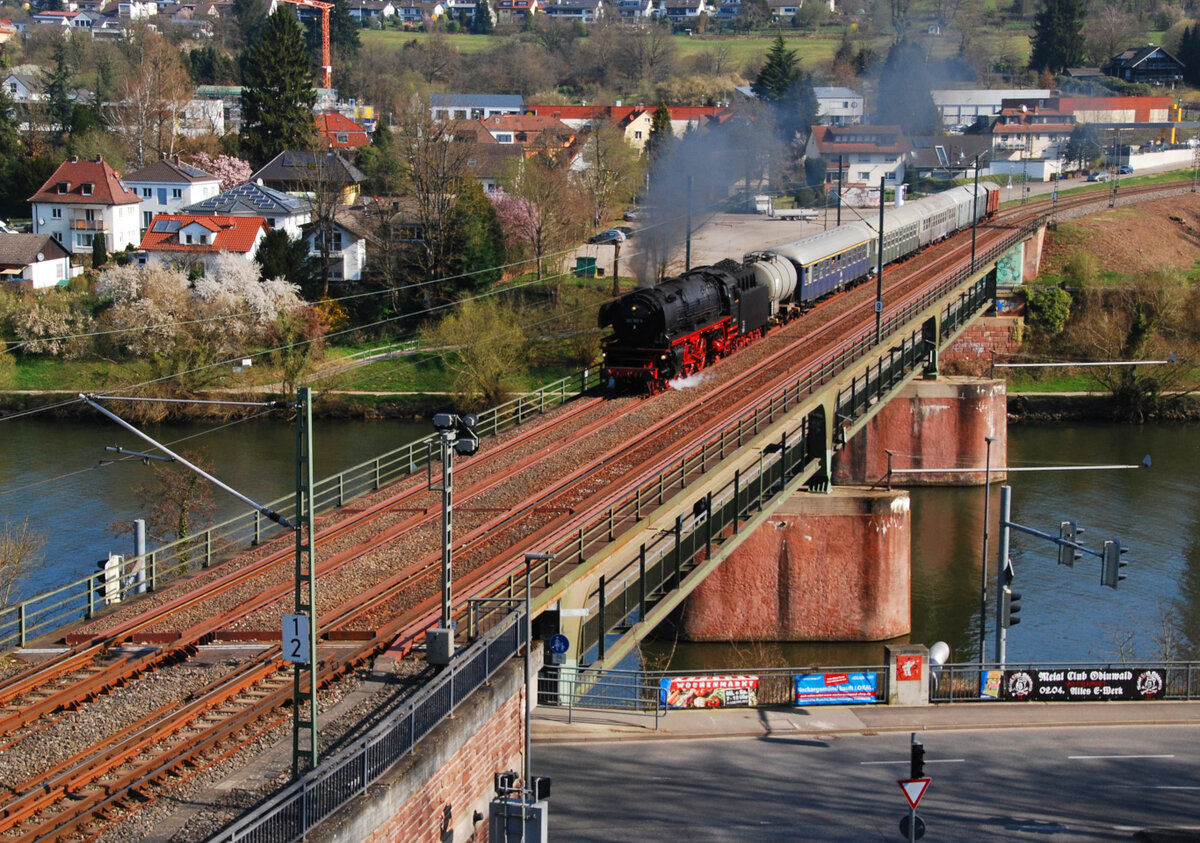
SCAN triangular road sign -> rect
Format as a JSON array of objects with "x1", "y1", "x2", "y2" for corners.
[{"x1": 898, "y1": 778, "x2": 931, "y2": 810}]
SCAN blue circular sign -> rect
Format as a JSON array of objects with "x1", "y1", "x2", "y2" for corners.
[{"x1": 549, "y1": 634, "x2": 569, "y2": 655}]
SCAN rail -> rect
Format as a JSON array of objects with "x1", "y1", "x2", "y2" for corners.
[
  {"x1": 0, "y1": 368, "x2": 604, "y2": 652},
  {"x1": 477, "y1": 218, "x2": 1041, "y2": 657},
  {"x1": 210, "y1": 601, "x2": 525, "y2": 843}
]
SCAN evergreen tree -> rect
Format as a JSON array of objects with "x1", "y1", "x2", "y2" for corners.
[
  {"x1": 1029, "y1": 0, "x2": 1087, "y2": 74},
  {"x1": 472, "y1": 0, "x2": 494, "y2": 34},
  {"x1": 240, "y1": 9, "x2": 317, "y2": 169},
  {"x1": 232, "y1": 0, "x2": 269, "y2": 48},
  {"x1": 255, "y1": 228, "x2": 313, "y2": 292},
  {"x1": 1181, "y1": 26, "x2": 1200, "y2": 86},
  {"x1": 188, "y1": 45, "x2": 239, "y2": 85},
  {"x1": 444, "y1": 180, "x2": 506, "y2": 296},
  {"x1": 40, "y1": 40, "x2": 75, "y2": 138},
  {"x1": 644, "y1": 104, "x2": 674, "y2": 164},
  {"x1": 92, "y1": 231, "x2": 107, "y2": 268},
  {"x1": 752, "y1": 34, "x2": 798, "y2": 102},
  {"x1": 356, "y1": 121, "x2": 403, "y2": 195}
]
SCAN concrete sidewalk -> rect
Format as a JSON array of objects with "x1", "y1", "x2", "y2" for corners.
[{"x1": 533, "y1": 700, "x2": 1200, "y2": 744}]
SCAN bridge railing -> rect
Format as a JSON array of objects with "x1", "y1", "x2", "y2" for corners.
[
  {"x1": 0, "y1": 369, "x2": 604, "y2": 653},
  {"x1": 210, "y1": 600, "x2": 525, "y2": 843},
  {"x1": 932, "y1": 661, "x2": 1200, "y2": 702}
]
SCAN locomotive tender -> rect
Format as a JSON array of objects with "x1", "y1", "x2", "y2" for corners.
[{"x1": 599, "y1": 182, "x2": 1001, "y2": 392}]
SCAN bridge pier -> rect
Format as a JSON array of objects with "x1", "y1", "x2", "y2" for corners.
[
  {"x1": 677, "y1": 487, "x2": 911, "y2": 642},
  {"x1": 832, "y1": 376, "x2": 1007, "y2": 487}
]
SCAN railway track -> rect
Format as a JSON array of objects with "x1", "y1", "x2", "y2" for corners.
[{"x1": 3, "y1": 181, "x2": 1190, "y2": 841}]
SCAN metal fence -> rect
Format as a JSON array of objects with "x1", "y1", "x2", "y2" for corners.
[
  {"x1": 931, "y1": 661, "x2": 1200, "y2": 702},
  {"x1": 0, "y1": 369, "x2": 603, "y2": 652},
  {"x1": 211, "y1": 602, "x2": 525, "y2": 843}
]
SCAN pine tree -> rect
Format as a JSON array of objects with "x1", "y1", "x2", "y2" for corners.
[
  {"x1": 472, "y1": 0, "x2": 493, "y2": 34},
  {"x1": 240, "y1": 9, "x2": 317, "y2": 169},
  {"x1": 40, "y1": 40, "x2": 74, "y2": 138},
  {"x1": 1029, "y1": 0, "x2": 1086, "y2": 74},
  {"x1": 752, "y1": 34, "x2": 798, "y2": 103},
  {"x1": 644, "y1": 104, "x2": 673, "y2": 164},
  {"x1": 444, "y1": 180, "x2": 505, "y2": 295},
  {"x1": 92, "y1": 231, "x2": 107, "y2": 269}
]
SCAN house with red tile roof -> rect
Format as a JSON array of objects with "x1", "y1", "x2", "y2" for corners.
[
  {"x1": 29, "y1": 155, "x2": 142, "y2": 256},
  {"x1": 137, "y1": 214, "x2": 268, "y2": 274},
  {"x1": 316, "y1": 112, "x2": 370, "y2": 150},
  {"x1": 524, "y1": 103, "x2": 733, "y2": 151}
]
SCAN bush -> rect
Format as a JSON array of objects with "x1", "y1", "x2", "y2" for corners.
[
  {"x1": 1020, "y1": 285, "x2": 1073, "y2": 334},
  {"x1": 1063, "y1": 250, "x2": 1100, "y2": 287}
]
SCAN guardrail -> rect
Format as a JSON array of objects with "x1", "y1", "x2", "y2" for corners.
[
  {"x1": 0, "y1": 368, "x2": 604, "y2": 652},
  {"x1": 210, "y1": 601, "x2": 525, "y2": 843}
]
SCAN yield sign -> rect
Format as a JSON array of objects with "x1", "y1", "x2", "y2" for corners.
[{"x1": 898, "y1": 778, "x2": 931, "y2": 810}]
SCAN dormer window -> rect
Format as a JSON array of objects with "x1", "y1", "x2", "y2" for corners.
[
  {"x1": 81, "y1": 183, "x2": 93, "y2": 196},
  {"x1": 56, "y1": 182, "x2": 69, "y2": 194}
]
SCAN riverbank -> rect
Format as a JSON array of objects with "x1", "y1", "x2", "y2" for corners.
[{"x1": 4, "y1": 387, "x2": 1200, "y2": 422}]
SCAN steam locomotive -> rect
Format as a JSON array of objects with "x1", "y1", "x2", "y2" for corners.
[{"x1": 598, "y1": 182, "x2": 1002, "y2": 392}]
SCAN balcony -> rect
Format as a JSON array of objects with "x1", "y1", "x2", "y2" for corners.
[
  {"x1": 69, "y1": 217, "x2": 107, "y2": 232},
  {"x1": 993, "y1": 137, "x2": 1029, "y2": 151}
]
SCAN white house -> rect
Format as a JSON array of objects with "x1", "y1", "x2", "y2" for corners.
[
  {"x1": 306, "y1": 215, "x2": 368, "y2": 282},
  {"x1": 138, "y1": 214, "x2": 268, "y2": 274},
  {"x1": 931, "y1": 89, "x2": 1052, "y2": 131},
  {"x1": 29, "y1": 155, "x2": 142, "y2": 255},
  {"x1": 0, "y1": 234, "x2": 74, "y2": 289},
  {"x1": 3, "y1": 72, "x2": 41, "y2": 103},
  {"x1": 806, "y1": 124, "x2": 909, "y2": 191},
  {"x1": 124, "y1": 156, "x2": 222, "y2": 236},
  {"x1": 429, "y1": 93, "x2": 524, "y2": 122},
  {"x1": 813, "y1": 86, "x2": 864, "y2": 126}
]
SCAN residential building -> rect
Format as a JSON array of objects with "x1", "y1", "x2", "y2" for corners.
[
  {"x1": 392, "y1": 0, "x2": 444, "y2": 24},
  {"x1": 442, "y1": 0, "x2": 491, "y2": 23},
  {"x1": 525, "y1": 103, "x2": 733, "y2": 151},
  {"x1": 609, "y1": 0, "x2": 652, "y2": 17},
  {"x1": 306, "y1": 213, "x2": 370, "y2": 282},
  {"x1": 29, "y1": 155, "x2": 142, "y2": 255},
  {"x1": 463, "y1": 144, "x2": 524, "y2": 192},
  {"x1": 766, "y1": 0, "x2": 797, "y2": 20},
  {"x1": 316, "y1": 112, "x2": 371, "y2": 150},
  {"x1": 182, "y1": 182, "x2": 312, "y2": 239},
  {"x1": 3, "y1": 72, "x2": 41, "y2": 103},
  {"x1": 176, "y1": 98, "x2": 226, "y2": 137},
  {"x1": 137, "y1": 214, "x2": 268, "y2": 274},
  {"x1": 541, "y1": 0, "x2": 603, "y2": 22},
  {"x1": 0, "y1": 234, "x2": 73, "y2": 289},
  {"x1": 813, "y1": 86, "x2": 864, "y2": 126},
  {"x1": 479, "y1": 113, "x2": 576, "y2": 153},
  {"x1": 194, "y1": 85, "x2": 243, "y2": 133},
  {"x1": 988, "y1": 101, "x2": 1074, "y2": 162},
  {"x1": 494, "y1": 0, "x2": 537, "y2": 22},
  {"x1": 430, "y1": 93, "x2": 524, "y2": 122},
  {"x1": 906, "y1": 134, "x2": 991, "y2": 181},
  {"x1": 1105, "y1": 45, "x2": 1185, "y2": 86},
  {"x1": 250, "y1": 150, "x2": 367, "y2": 206},
  {"x1": 804, "y1": 124, "x2": 909, "y2": 188},
  {"x1": 124, "y1": 156, "x2": 222, "y2": 235},
  {"x1": 658, "y1": 0, "x2": 708, "y2": 23},
  {"x1": 346, "y1": 0, "x2": 395, "y2": 22}
]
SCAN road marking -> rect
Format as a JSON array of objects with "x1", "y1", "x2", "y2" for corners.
[{"x1": 1070, "y1": 758, "x2": 1171, "y2": 768}]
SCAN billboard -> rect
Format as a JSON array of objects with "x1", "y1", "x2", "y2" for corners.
[
  {"x1": 659, "y1": 675, "x2": 759, "y2": 709},
  {"x1": 795, "y1": 672, "x2": 878, "y2": 706},
  {"x1": 981, "y1": 668, "x2": 1166, "y2": 702}
]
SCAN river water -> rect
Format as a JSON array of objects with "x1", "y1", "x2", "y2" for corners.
[{"x1": 2, "y1": 416, "x2": 1196, "y2": 666}]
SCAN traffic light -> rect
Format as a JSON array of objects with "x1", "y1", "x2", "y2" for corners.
[
  {"x1": 1102, "y1": 540, "x2": 1128, "y2": 589},
  {"x1": 1057, "y1": 520, "x2": 1082, "y2": 567},
  {"x1": 910, "y1": 741, "x2": 925, "y2": 779},
  {"x1": 1000, "y1": 586, "x2": 1022, "y2": 628}
]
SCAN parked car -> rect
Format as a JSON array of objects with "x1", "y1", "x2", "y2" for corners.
[
  {"x1": 616, "y1": 226, "x2": 634, "y2": 239},
  {"x1": 588, "y1": 228, "x2": 627, "y2": 245},
  {"x1": 1087, "y1": 172, "x2": 1109, "y2": 182},
  {"x1": 1118, "y1": 165, "x2": 1134, "y2": 174},
  {"x1": 622, "y1": 209, "x2": 642, "y2": 221}
]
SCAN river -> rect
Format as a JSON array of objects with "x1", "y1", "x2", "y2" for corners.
[{"x1": 1, "y1": 416, "x2": 1196, "y2": 666}]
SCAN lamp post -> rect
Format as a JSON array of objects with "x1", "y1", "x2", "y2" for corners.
[{"x1": 970, "y1": 153, "x2": 981, "y2": 271}]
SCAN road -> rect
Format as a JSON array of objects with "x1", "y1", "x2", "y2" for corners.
[{"x1": 536, "y1": 724, "x2": 1200, "y2": 841}]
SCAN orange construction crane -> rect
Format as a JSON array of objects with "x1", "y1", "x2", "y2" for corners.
[{"x1": 278, "y1": 0, "x2": 334, "y2": 88}]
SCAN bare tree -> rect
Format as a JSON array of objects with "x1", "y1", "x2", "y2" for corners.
[
  {"x1": 1084, "y1": 1, "x2": 1145, "y2": 65},
  {"x1": 106, "y1": 32, "x2": 191, "y2": 168},
  {"x1": 0, "y1": 520, "x2": 43, "y2": 608},
  {"x1": 574, "y1": 122, "x2": 642, "y2": 234},
  {"x1": 503, "y1": 153, "x2": 589, "y2": 289},
  {"x1": 132, "y1": 450, "x2": 217, "y2": 571},
  {"x1": 392, "y1": 94, "x2": 474, "y2": 309}
]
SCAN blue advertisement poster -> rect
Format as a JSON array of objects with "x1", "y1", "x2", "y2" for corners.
[{"x1": 794, "y1": 672, "x2": 878, "y2": 706}]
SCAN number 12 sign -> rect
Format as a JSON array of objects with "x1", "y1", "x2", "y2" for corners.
[{"x1": 283, "y1": 613, "x2": 311, "y2": 664}]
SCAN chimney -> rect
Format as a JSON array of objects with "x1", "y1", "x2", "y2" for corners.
[
  {"x1": 70, "y1": 155, "x2": 78, "y2": 163},
  {"x1": 94, "y1": 154, "x2": 102, "y2": 163},
  {"x1": 173, "y1": 154, "x2": 180, "y2": 165}
]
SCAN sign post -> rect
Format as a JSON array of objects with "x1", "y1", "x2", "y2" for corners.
[{"x1": 898, "y1": 778, "x2": 930, "y2": 842}]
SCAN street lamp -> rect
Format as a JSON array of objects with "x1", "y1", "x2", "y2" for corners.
[{"x1": 427, "y1": 412, "x2": 479, "y2": 666}]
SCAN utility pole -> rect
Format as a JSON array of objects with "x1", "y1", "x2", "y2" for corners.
[{"x1": 292, "y1": 387, "x2": 318, "y2": 776}]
